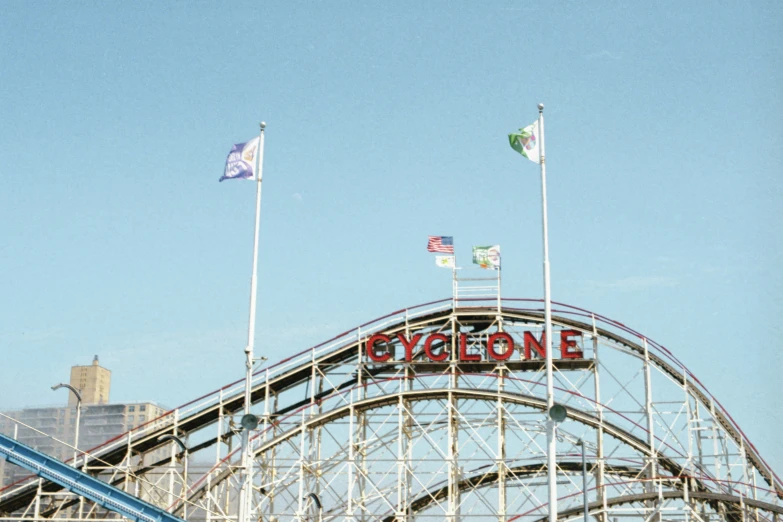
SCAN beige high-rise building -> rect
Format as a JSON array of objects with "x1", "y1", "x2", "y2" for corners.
[
  {"x1": 0, "y1": 357, "x2": 167, "y2": 489},
  {"x1": 68, "y1": 355, "x2": 110, "y2": 406}
]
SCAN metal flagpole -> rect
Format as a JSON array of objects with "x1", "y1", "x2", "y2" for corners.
[
  {"x1": 452, "y1": 249, "x2": 458, "y2": 309},
  {"x1": 537, "y1": 104, "x2": 558, "y2": 522},
  {"x1": 238, "y1": 122, "x2": 266, "y2": 522},
  {"x1": 497, "y1": 253, "x2": 502, "y2": 312}
]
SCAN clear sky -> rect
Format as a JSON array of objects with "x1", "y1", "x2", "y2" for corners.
[{"x1": 1, "y1": 2, "x2": 780, "y2": 473}]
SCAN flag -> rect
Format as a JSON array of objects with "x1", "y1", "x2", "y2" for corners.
[
  {"x1": 435, "y1": 255, "x2": 455, "y2": 268},
  {"x1": 220, "y1": 138, "x2": 261, "y2": 182},
  {"x1": 472, "y1": 245, "x2": 501, "y2": 270},
  {"x1": 508, "y1": 121, "x2": 540, "y2": 164},
  {"x1": 427, "y1": 236, "x2": 454, "y2": 253}
]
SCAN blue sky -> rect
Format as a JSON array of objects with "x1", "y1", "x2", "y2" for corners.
[{"x1": 1, "y1": 2, "x2": 780, "y2": 473}]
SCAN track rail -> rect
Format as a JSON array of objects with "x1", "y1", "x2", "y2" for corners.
[
  {"x1": 0, "y1": 434, "x2": 184, "y2": 522},
  {"x1": 174, "y1": 388, "x2": 698, "y2": 515}
]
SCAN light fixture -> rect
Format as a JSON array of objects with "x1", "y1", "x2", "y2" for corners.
[
  {"x1": 548, "y1": 404, "x2": 567, "y2": 423},
  {"x1": 240, "y1": 414, "x2": 260, "y2": 430}
]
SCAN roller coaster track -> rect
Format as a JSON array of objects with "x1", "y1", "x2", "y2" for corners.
[
  {"x1": 172, "y1": 388, "x2": 701, "y2": 516},
  {"x1": 0, "y1": 433, "x2": 184, "y2": 522},
  {"x1": 1, "y1": 300, "x2": 780, "y2": 519},
  {"x1": 525, "y1": 489, "x2": 783, "y2": 522},
  {"x1": 379, "y1": 463, "x2": 783, "y2": 522}
]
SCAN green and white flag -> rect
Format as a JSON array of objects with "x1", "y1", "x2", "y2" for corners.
[
  {"x1": 435, "y1": 255, "x2": 456, "y2": 268},
  {"x1": 508, "y1": 121, "x2": 540, "y2": 164},
  {"x1": 472, "y1": 245, "x2": 501, "y2": 270}
]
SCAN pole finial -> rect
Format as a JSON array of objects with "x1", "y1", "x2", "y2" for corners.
[
  {"x1": 259, "y1": 121, "x2": 266, "y2": 131},
  {"x1": 538, "y1": 103, "x2": 544, "y2": 112}
]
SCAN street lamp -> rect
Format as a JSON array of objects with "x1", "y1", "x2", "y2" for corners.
[
  {"x1": 51, "y1": 384, "x2": 81, "y2": 467},
  {"x1": 304, "y1": 492, "x2": 322, "y2": 522},
  {"x1": 576, "y1": 439, "x2": 588, "y2": 522},
  {"x1": 158, "y1": 434, "x2": 189, "y2": 520}
]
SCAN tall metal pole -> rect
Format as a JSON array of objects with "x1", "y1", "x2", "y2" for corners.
[
  {"x1": 238, "y1": 122, "x2": 266, "y2": 522},
  {"x1": 158, "y1": 434, "x2": 188, "y2": 520},
  {"x1": 183, "y1": 446, "x2": 188, "y2": 521},
  {"x1": 538, "y1": 103, "x2": 558, "y2": 522},
  {"x1": 578, "y1": 439, "x2": 588, "y2": 522},
  {"x1": 52, "y1": 384, "x2": 81, "y2": 467},
  {"x1": 74, "y1": 398, "x2": 81, "y2": 467}
]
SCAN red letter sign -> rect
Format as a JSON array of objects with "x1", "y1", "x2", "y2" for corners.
[
  {"x1": 560, "y1": 329, "x2": 583, "y2": 359},
  {"x1": 424, "y1": 333, "x2": 450, "y2": 362},
  {"x1": 524, "y1": 331, "x2": 547, "y2": 359},
  {"x1": 458, "y1": 333, "x2": 481, "y2": 362},
  {"x1": 397, "y1": 333, "x2": 422, "y2": 362},
  {"x1": 367, "y1": 334, "x2": 392, "y2": 362},
  {"x1": 487, "y1": 332, "x2": 514, "y2": 361}
]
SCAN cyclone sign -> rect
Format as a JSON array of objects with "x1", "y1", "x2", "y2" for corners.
[{"x1": 365, "y1": 329, "x2": 584, "y2": 363}]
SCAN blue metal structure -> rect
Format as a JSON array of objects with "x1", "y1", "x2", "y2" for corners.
[{"x1": 0, "y1": 433, "x2": 184, "y2": 522}]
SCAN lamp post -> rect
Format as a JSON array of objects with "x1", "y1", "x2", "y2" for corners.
[
  {"x1": 51, "y1": 384, "x2": 81, "y2": 467},
  {"x1": 548, "y1": 404, "x2": 567, "y2": 522},
  {"x1": 304, "y1": 492, "x2": 322, "y2": 522},
  {"x1": 158, "y1": 434, "x2": 189, "y2": 520},
  {"x1": 576, "y1": 439, "x2": 588, "y2": 522}
]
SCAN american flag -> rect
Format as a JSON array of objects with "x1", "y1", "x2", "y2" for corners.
[{"x1": 427, "y1": 236, "x2": 454, "y2": 253}]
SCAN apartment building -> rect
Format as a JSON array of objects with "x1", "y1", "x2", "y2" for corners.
[{"x1": 0, "y1": 357, "x2": 168, "y2": 488}]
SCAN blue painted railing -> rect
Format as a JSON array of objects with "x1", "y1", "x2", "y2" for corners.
[{"x1": 0, "y1": 433, "x2": 184, "y2": 522}]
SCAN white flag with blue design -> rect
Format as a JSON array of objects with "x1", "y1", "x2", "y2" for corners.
[{"x1": 220, "y1": 138, "x2": 261, "y2": 182}]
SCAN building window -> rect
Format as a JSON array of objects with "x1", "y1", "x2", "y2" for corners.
[
  {"x1": 128, "y1": 406, "x2": 135, "y2": 412},
  {"x1": 139, "y1": 405, "x2": 146, "y2": 412}
]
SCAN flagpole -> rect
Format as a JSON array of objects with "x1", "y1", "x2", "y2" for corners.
[
  {"x1": 452, "y1": 248, "x2": 458, "y2": 309},
  {"x1": 537, "y1": 104, "x2": 558, "y2": 522},
  {"x1": 238, "y1": 122, "x2": 266, "y2": 522},
  {"x1": 496, "y1": 254, "x2": 502, "y2": 312}
]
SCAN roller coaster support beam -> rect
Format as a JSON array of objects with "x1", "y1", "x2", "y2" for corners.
[{"x1": 0, "y1": 433, "x2": 184, "y2": 522}]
